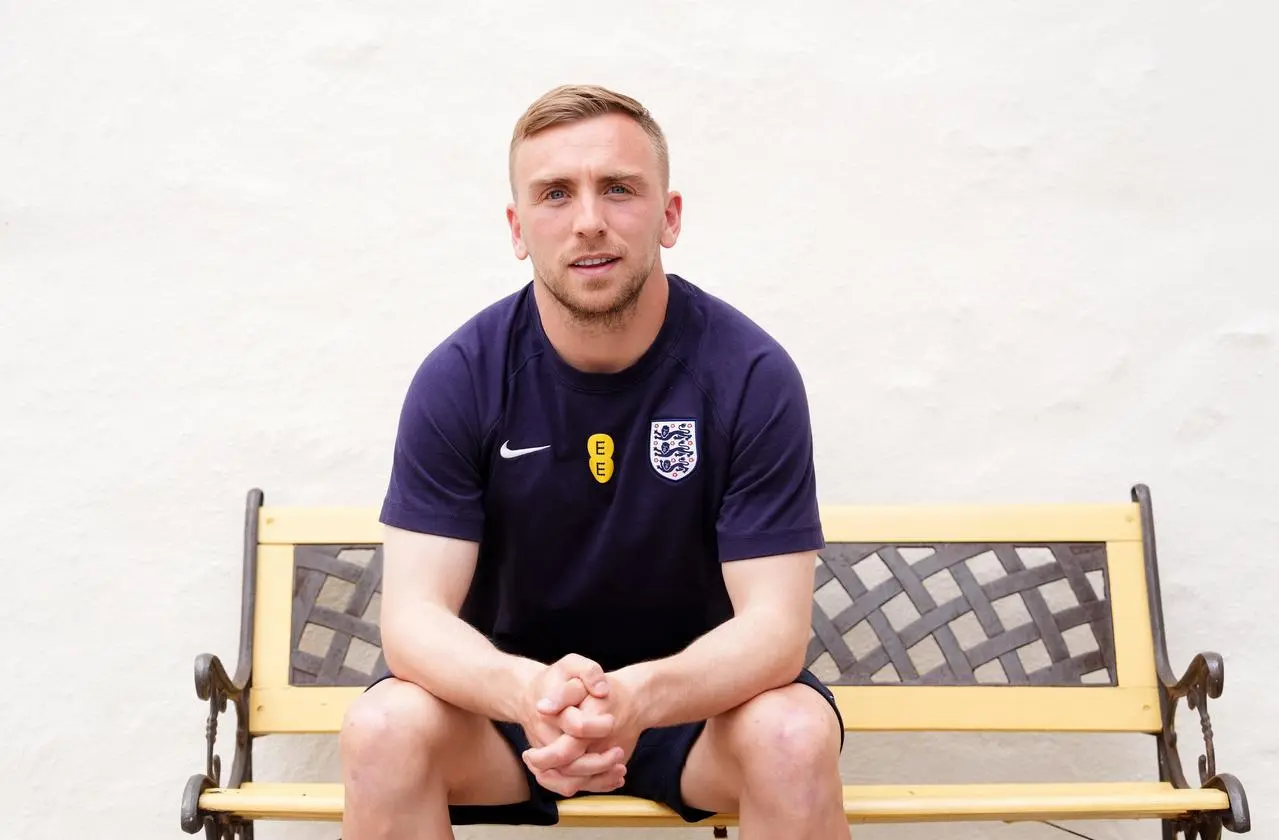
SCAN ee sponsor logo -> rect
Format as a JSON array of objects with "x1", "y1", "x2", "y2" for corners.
[{"x1": 587, "y1": 433, "x2": 614, "y2": 484}]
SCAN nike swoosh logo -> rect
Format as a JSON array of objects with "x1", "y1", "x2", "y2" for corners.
[{"x1": 499, "y1": 441, "x2": 551, "y2": 459}]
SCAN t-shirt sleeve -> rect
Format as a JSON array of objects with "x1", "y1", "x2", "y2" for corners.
[
  {"x1": 716, "y1": 347, "x2": 824, "y2": 562},
  {"x1": 379, "y1": 344, "x2": 486, "y2": 542}
]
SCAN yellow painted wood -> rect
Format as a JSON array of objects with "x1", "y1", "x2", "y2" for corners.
[
  {"x1": 258, "y1": 507, "x2": 383, "y2": 545},
  {"x1": 257, "y1": 502, "x2": 1143, "y2": 546},
  {"x1": 199, "y1": 781, "x2": 1228, "y2": 824},
  {"x1": 248, "y1": 687, "x2": 362, "y2": 734},
  {"x1": 249, "y1": 545, "x2": 294, "y2": 692},
  {"x1": 830, "y1": 685, "x2": 1160, "y2": 732},
  {"x1": 247, "y1": 498, "x2": 1160, "y2": 734},
  {"x1": 1106, "y1": 540, "x2": 1159, "y2": 689},
  {"x1": 247, "y1": 684, "x2": 1161, "y2": 735},
  {"x1": 820, "y1": 503, "x2": 1141, "y2": 543}
]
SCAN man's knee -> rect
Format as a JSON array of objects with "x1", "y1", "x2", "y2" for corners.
[
  {"x1": 728, "y1": 685, "x2": 841, "y2": 779},
  {"x1": 341, "y1": 678, "x2": 453, "y2": 768}
]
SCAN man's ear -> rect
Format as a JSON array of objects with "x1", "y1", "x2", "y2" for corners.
[
  {"x1": 507, "y1": 203, "x2": 528, "y2": 260},
  {"x1": 661, "y1": 191, "x2": 683, "y2": 249}
]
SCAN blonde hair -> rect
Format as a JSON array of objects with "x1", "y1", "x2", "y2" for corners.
[{"x1": 509, "y1": 84, "x2": 670, "y2": 194}]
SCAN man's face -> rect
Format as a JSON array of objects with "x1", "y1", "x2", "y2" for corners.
[{"x1": 507, "y1": 113, "x2": 681, "y2": 324}]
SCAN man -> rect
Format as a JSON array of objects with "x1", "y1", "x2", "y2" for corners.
[{"x1": 341, "y1": 84, "x2": 848, "y2": 839}]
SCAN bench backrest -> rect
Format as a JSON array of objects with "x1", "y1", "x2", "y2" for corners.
[{"x1": 240, "y1": 493, "x2": 1164, "y2": 737}]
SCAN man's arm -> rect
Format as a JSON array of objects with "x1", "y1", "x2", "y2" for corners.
[
  {"x1": 606, "y1": 342, "x2": 822, "y2": 729},
  {"x1": 381, "y1": 525, "x2": 627, "y2": 793},
  {"x1": 379, "y1": 525, "x2": 541, "y2": 723},
  {"x1": 614, "y1": 549, "x2": 816, "y2": 730}
]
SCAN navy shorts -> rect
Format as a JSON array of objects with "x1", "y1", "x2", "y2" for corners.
[{"x1": 367, "y1": 668, "x2": 843, "y2": 826}]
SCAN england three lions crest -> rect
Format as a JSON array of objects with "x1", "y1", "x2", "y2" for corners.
[{"x1": 650, "y1": 420, "x2": 697, "y2": 481}]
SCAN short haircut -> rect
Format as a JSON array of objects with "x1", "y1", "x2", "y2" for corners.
[{"x1": 509, "y1": 84, "x2": 669, "y2": 195}]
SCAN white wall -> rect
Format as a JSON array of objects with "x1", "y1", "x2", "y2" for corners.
[{"x1": 2, "y1": 2, "x2": 1276, "y2": 838}]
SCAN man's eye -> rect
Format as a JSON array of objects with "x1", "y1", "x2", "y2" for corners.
[
  {"x1": 545, "y1": 189, "x2": 567, "y2": 201},
  {"x1": 607, "y1": 184, "x2": 630, "y2": 194}
]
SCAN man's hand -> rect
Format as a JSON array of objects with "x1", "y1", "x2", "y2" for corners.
[
  {"x1": 519, "y1": 655, "x2": 628, "y2": 796},
  {"x1": 523, "y1": 668, "x2": 645, "y2": 785}
]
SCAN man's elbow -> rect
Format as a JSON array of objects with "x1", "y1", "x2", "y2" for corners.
[
  {"x1": 378, "y1": 609, "x2": 424, "y2": 678},
  {"x1": 762, "y1": 616, "x2": 811, "y2": 684},
  {"x1": 780, "y1": 640, "x2": 808, "y2": 682}
]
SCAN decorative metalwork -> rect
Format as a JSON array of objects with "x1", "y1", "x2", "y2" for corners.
[
  {"x1": 1133, "y1": 485, "x2": 1251, "y2": 837},
  {"x1": 182, "y1": 490, "x2": 262, "y2": 838},
  {"x1": 291, "y1": 545, "x2": 386, "y2": 686},
  {"x1": 805, "y1": 542, "x2": 1115, "y2": 686}
]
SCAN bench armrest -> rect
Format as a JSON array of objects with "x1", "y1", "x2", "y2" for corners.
[
  {"x1": 182, "y1": 652, "x2": 254, "y2": 834},
  {"x1": 1165, "y1": 651, "x2": 1223, "y2": 705},
  {"x1": 182, "y1": 490, "x2": 266, "y2": 835},
  {"x1": 195, "y1": 651, "x2": 247, "y2": 704},
  {"x1": 1159, "y1": 652, "x2": 1250, "y2": 833},
  {"x1": 193, "y1": 651, "x2": 253, "y2": 785},
  {"x1": 1132, "y1": 486, "x2": 1250, "y2": 833}
]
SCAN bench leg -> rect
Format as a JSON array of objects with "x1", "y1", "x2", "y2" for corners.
[
  {"x1": 200, "y1": 816, "x2": 253, "y2": 840},
  {"x1": 1165, "y1": 816, "x2": 1225, "y2": 840}
]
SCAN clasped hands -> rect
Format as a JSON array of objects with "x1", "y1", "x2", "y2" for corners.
[{"x1": 519, "y1": 654, "x2": 642, "y2": 797}]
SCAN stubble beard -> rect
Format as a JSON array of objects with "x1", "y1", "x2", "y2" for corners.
[{"x1": 536, "y1": 250, "x2": 657, "y2": 332}]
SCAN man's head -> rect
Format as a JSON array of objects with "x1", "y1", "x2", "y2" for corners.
[{"x1": 506, "y1": 85, "x2": 682, "y2": 326}]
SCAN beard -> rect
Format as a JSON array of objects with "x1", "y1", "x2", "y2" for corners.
[{"x1": 534, "y1": 248, "x2": 657, "y2": 331}]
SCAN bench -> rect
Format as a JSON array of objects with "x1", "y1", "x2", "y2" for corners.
[{"x1": 180, "y1": 483, "x2": 1251, "y2": 839}]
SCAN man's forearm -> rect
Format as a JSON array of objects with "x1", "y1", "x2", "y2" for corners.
[
  {"x1": 382, "y1": 604, "x2": 540, "y2": 723},
  {"x1": 614, "y1": 610, "x2": 807, "y2": 729}
]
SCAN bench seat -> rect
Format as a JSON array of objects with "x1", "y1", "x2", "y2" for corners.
[{"x1": 200, "y1": 781, "x2": 1229, "y2": 826}]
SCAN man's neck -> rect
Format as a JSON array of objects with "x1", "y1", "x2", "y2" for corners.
[{"x1": 534, "y1": 271, "x2": 670, "y2": 374}]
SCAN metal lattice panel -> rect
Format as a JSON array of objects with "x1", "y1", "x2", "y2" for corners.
[
  {"x1": 805, "y1": 543, "x2": 1115, "y2": 686},
  {"x1": 290, "y1": 541, "x2": 1115, "y2": 688},
  {"x1": 291, "y1": 545, "x2": 385, "y2": 686}
]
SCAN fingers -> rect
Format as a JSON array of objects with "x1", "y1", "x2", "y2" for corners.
[
  {"x1": 567, "y1": 764, "x2": 628, "y2": 794},
  {"x1": 556, "y1": 654, "x2": 610, "y2": 699},
  {"x1": 575, "y1": 765, "x2": 627, "y2": 793},
  {"x1": 536, "y1": 676, "x2": 588, "y2": 716},
  {"x1": 522, "y1": 732, "x2": 589, "y2": 773},
  {"x1": 526, "y1": 718, "x2": 567, "y2": 751},
  {"x1": 559, "y1": 704, "x2": 615, "y2": 739},
  {"x1": 533, "y1": 764, "x2": 626, "y2": 797},
  {"x1": 557, "y1": 746, "x2": 626, "y2": 777},
  {"x1": 531, "y1": 768, "x2": 581, "y2": 797},
  {"x1": 533, "y1": 654, "x2": 611, "y2": 717},
  {"x1": 524, "y1": 736, "x2": 624, "y2": 782}
]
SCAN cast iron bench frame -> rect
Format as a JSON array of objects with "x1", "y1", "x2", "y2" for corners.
[{"x1": 180, "y1": 483, "x2": 1251, "y2": 839}]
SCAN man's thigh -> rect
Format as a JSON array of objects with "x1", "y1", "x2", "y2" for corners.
[{"x1": 678, "y1": 675, "x2": 844, "y2": 814}]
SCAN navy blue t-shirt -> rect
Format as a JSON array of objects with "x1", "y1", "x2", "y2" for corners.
[{"x1": 380, "y1": 274, "x2": 823, "y2": 672}]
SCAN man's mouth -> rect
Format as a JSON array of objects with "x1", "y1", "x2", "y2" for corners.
[
  {"x1": 571, "y1": 255, "x2": 620, "y2": 268},
  {"x1": 568, "y1": 254, "x2": 621, "y2": 277}
]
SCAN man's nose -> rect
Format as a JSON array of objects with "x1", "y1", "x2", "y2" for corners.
[{"x1": 573, "y1": 196, "x2": 606, "y2": 238}]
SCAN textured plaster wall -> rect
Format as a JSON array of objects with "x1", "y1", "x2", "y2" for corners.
[{"x1": 2, "y1": 2, "x2": 1276, "y2": 839}]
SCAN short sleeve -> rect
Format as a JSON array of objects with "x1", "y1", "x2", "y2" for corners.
[
  {"x1": 379, "y1": 344, "x2": 486, "y2": 542},
  {"x1": 716, "y1": 348, "x2": 824, "y2": 562}
]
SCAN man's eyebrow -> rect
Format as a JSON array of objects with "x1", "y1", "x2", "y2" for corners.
[
  {"x1": 598, "y1": 170, "x2": 646, "y2": 184},
  {"x1": 527, "y1": 176, "x2": 571, "y2": 194},
  {"x1": 526, "y1": 171, "x2": 649, "y2": 192}
]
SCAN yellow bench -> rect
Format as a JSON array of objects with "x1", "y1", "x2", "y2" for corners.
[{"x1": 180, "y1": 484, "x2": 1250, "y2": 838}]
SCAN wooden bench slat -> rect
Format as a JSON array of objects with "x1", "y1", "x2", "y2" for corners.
[
  {"x1": 247, "y1": 683, "x2": 1161, "y2": 735},
  {"x1": 199, "y1": 781, "x2": 1228, "y2": 825},
  {"x1": 250, "y1": 545, "x2": 294, "y2": 690},
  {"x1": 256, "y1": 503, "x2": 1143, "y2": 545},
  {"x1": 820, "y1": 504, "x2": 1142, "y2": 543}
]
